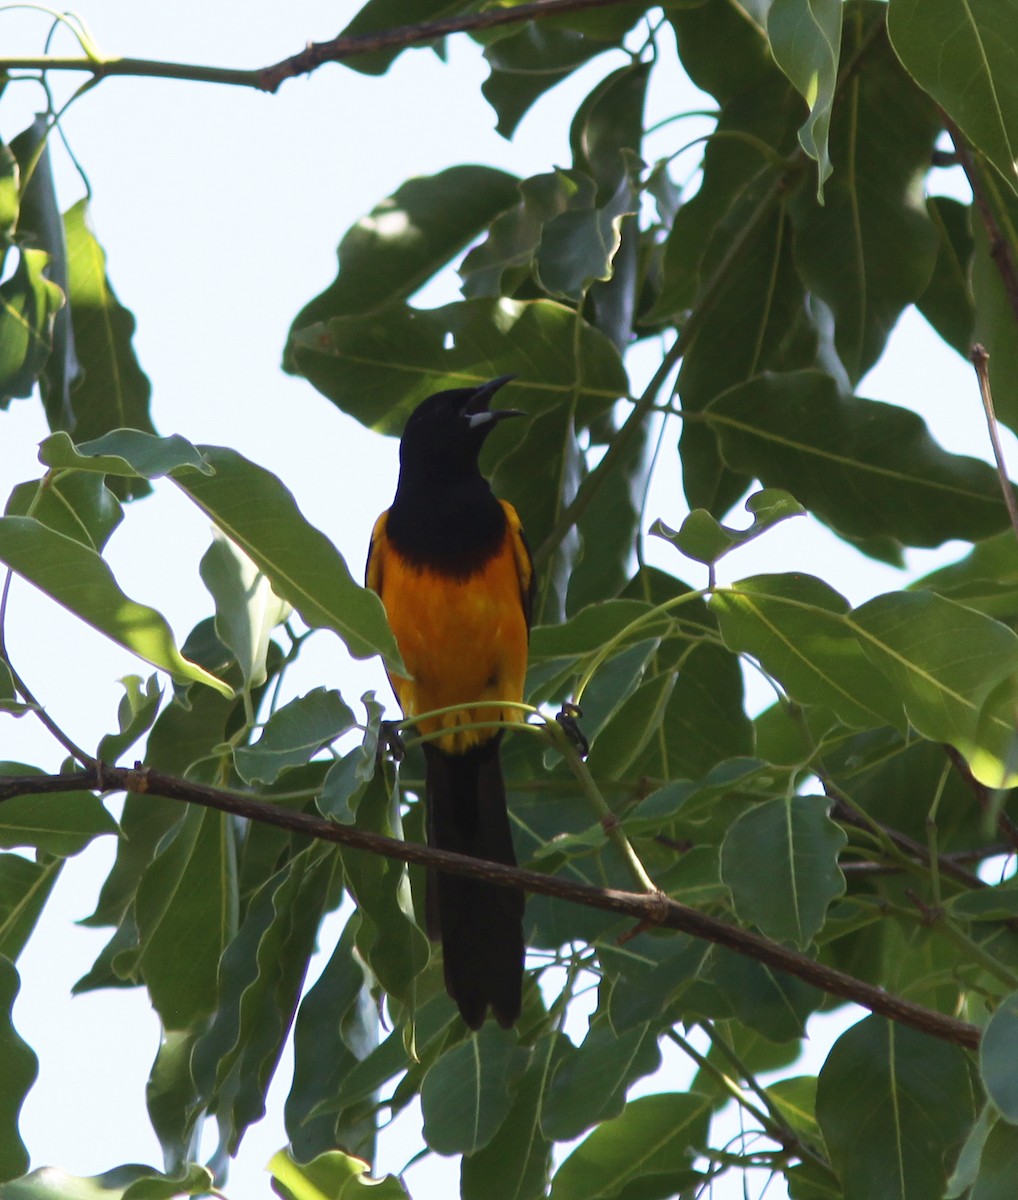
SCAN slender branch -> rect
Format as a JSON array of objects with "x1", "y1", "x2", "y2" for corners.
[
  {"x1": 948, "y1": 124, "x2": 1018, "y2": 330},
  {"x1": 0, "y1": 0, "x2": 639, "y2": 93},
  {"x1": 0, "y1": 763, "x2": 983, "y2": 1049},
  {"x1": 970, "y1": 343, "x2": 1018, "y2": 544}
]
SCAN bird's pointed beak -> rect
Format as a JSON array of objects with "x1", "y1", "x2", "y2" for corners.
[{"x1": 464, "y1": 375, "x2": 524, "y2": 428}]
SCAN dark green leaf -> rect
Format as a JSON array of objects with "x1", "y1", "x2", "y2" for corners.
[
  {"x1": 332, "y1": 0, "x2": 460, "y2": 75},
  {"x1": 548, "y1": 1093, "x2": 711, "y2": 1200},
  {"x1": 481, "y1": 25, "x2": 614, "y2": 139},
  {"x1": 339, "y1": 771, "x2": 428, "y2": 1006},
  {"x1": 968, "y1": 1113, "x2": 1018, "y2": 1200},
  {"x1": 0, "y1": 855, "x2": 60, "y2": 961},
  {"x1": 979, "y1": 991, "x2": 1018, "y2": 1120},
  {"x1": 970, "y1": 187, "x2": 1018, "y2": 434},
  {"x1": 817, "y1": 1017, "x2": 974, "y2": 1200},
  {"x1": 721, "y1": 794, "x2": 846, "y2": 948},
  {"x1": 888, "y1": 0, "x2": 1018, "y2": 198},
  {"x1": 0, "y1": 957, "x2": 35, "y2": 1182},
  {"x1": 461, "y1": 1034, "x2": 567, "y2": 1200},
  {"x1": 9, "y1": 118, "x2": 75, "y2": 429},
  {"x1": 145, "y1": 1029, "x2": 202, "y2": 1174},
  {"x1": 171, "y1": 446, "x2": 401, "y2": 671},
  {"x1": 712, "y1": 573, "x2": 905, "y2": 730},
  {"x1": 135, "y1": 807, "x2": 236, "y2": 1030},
  {"x1": 536, "y1": 172, "x2": 637, "y2": 301},
  {"x1": 789, "y1": 6, "x2": 940, "y2": 381},
  {"x1": 286, "y1": 165, "x2": 519, "y2": 337},
  {"x1": 0, "y1": 249, "x2": 64, "y2": 407},
  {"x1": 192, "y1": 849, "x2": 336, "y2": 1155},
  {"x1": 601, "y1": 934, "x2": 709, "y2": 1032},
  {"x1": 916, "y1": 196, "x2": 975, "y2": 356},
  {"x1": 287, "y1": 296, "x2": 627, "y2": 436},
  {"x1": 421, "y1": 1024, "x2": 519, "y2": 1155},
  {"x1": 38, "y1": 429, "x2": 211, "y2": 479},
  {"x1": 706, "y1": 370, "x2": 1012, "y2": 546},
  {"x1": 286, "y1": 916, "x2": 377, "y2": 1162},
  {"x1": 767, "y1": 0, "x2": 842, "y2": 198},
  {"x1": 710, "y1": 950, "x2": 821, "y2": 1042},
  {"x1": 542, "y1": 1017, "x2": 661, "y2": 1141},
  {"x1": 234, "y1": 688, "x2": 354, "y2": 785}
]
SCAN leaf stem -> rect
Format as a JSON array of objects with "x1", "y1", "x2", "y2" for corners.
[{"x1": 970, "y1": 343, "x2": 1018, "y2": 546}]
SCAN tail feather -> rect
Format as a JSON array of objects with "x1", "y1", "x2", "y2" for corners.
[{"x1": 423, "y1": 735, "x2": 524, "y2": 1029}]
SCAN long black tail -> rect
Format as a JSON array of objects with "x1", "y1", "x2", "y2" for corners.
[{"x1": 423, "y1": 734, "x2": 524, "y2": 1029}]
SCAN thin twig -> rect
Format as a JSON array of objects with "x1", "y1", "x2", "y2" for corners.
[
  {"x1": 0, "y1": 763, "x2": 983, "y2": 1049},
  {"x1": 970, "y1": 343, "x2": 1018, "y2": 545},
  {"x1": 0, "y1": 0, "x2": 639, "y2": 93}
]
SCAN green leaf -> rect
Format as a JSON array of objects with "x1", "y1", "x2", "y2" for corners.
[
  {"x1": 705, "y1": 370, "x2": 1013, "y2": 547},
  {"x1": 145, "y1": 1028, "x2": 203, "y2": 1174},
  {"x1": 461, "y1": 1034, "x2": 567, "y2": 1200},
  {"x1": 421, "y1": 1024, "x2": 519, "y2": 1155},
  {"x1": 980, "y1": 991, "x2": 1018, "y2": 1121},
  {"x1": 6, "y1": 471, "x2": 122, "y2": 552},
  {"x1": 171, "y1": 445, "x2": 401, "y2": 670},
  {"x1": 789, "y1": 7, "x2": 940, "y2": 382},
  {"x1": 286, "y1": 296, "x2": 627, "y2": 436},
  {"x1": 0, "y1": 855, "x2": 60, "y2": 961},
  {"x1": 0, "y1": 763, "x2": 117, "y2": 856},
  {"x1": 542, "y1": 1017, "x2": 661, "y2": 1141},
  {"x1": 601, "y1": 933, "x2": 709, "y2": 1032},
  {"x1": 767, "y1": 0, "x2": 842, "y2": 198},
  {"x1": 331, "y1": 0, "x2": 459, "y2": 75},
  {"x1": 888, "y1": 0, "x2": 1018, "y2": 198},
  {"x1": 816, "y1": 1017, "x2": 975, "y2": 1200},
  {"x1": 338, "y1": 772, "x2": 427, "y2": 1006},
  {"x1": 39, "y1": 429, "x2": 212, "y2": 480},
  {"x1": 191, "y1": 850, "x2": 337, "y2": 1155},
  {"x1": 97, "y1": 674, "x2": 161, "y2": 764},
  {"x1": 654, "y1": 488, "x2": 805, "y2": 567},
  {"x1": 0, "y1": 1165, "x2": 215, "y2": 1199},
  {"x1": 0, "y1": 140, "x2": 18, "y2": 240},
  {"x1": 721, "y1": 794, "x2": 846, "y2": 948},
  {"x1": 286, "y1": 916, "x2": 377, "y2": 1162},
  {"x1": 850, "y1": 589, "x2": 1018, "y2": 786},
  {"x1": 968, "y1": 1114, "x2": 1018, "y2": 1200},
  {"x1": 0, "y1": 249, "x2": 64, "y2": 407},
  {"x1": 710, "y1": 949, "x2": 821, "y2": 1043},
  {"x1": 535, "y1": 171, "x2": 638, "y2": 301},
  {"x1": 712, "y1": 573, "x2": 905, "y2": 730},
  {"x1": 0, "y1": 516, "x2": 231, "y2": 696},
  {"x1": 317, "y1": 695, "x2": 383, "y2": 824},
  {"x1": 286, "y1": 165, "x2": 519, "y2": 338},
  {"x1": 62, "y1": 199, "x2": 154, "y2": 496},
  {"x1": 916, "y1": 196, "x2": 975, "y2": 357},
  {"x1": 970, "y1": 186, "x2": 1018, "y2": 434},
  {"x1": 585, "y1": 669, "x2": 676, "y2": 779},
  {"x1": 234, "y1": 688, "x2": 355, "y2": 785},
  {"x1": 548, "y1": 1092, "x2": 711, "y2": 1200},
  {"x1": 481, "y1": 25, "x2": 615, "y2": 139},
  {"x1": 135, "y1": 807, "x2": 235, "y2": 1030},
  {"x1": 0, "y1": 957, "x2": 36, "y2": 1183},
  {"x1": 268, "y1": 1148, "x2": 408, "y2": 1200}
]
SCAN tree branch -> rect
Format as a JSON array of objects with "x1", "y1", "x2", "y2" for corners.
[
  {"x1": 0, "y1": 764, "x2": 982, "y2": 1050},
  {"x1": 0, "y1": 0, "x2": 637, "y2": 93}
]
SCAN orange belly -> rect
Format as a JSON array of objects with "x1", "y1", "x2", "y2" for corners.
[{"x1": 380, "y1": 531, "x2": 529, "y2": 754}]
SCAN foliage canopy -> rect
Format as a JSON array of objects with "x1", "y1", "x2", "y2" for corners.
[{"x1": 2, "y1": 1, "x2": 1018, "y2": 1197}]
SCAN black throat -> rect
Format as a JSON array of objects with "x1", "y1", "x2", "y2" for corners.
[{"x1": 386, "y1": 466, "x2": 508, "y2": 578}]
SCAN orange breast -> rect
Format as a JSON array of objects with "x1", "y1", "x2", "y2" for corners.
[{"x1": 377, "y1": 525, "x2": 529, "y2": 754}]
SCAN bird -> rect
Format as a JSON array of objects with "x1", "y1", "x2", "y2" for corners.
[{"x1": 365, "y1": 375, "x2": 532, "y2": 1029}]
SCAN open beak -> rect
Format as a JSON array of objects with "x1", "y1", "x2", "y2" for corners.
[{"x1": 463, "y1": 375, "x2": 524, "y2": 428}]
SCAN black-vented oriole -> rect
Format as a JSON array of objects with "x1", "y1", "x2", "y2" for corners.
[{"x1": 366, "y1": 376, "x2": 532, "y2": 1029}]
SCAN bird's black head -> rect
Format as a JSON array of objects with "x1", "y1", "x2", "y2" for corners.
[{"x1": 398, "y1": 376, "x2": 522, "y2": 479}]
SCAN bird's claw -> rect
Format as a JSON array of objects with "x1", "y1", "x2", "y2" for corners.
[{"x1": 555, "y1": 703, "x2": 589, "y2": 759}]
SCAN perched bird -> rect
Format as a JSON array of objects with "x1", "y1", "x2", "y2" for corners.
[{"x1": 366, "y1": 376, "x2": 532, "y2": 1028}]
